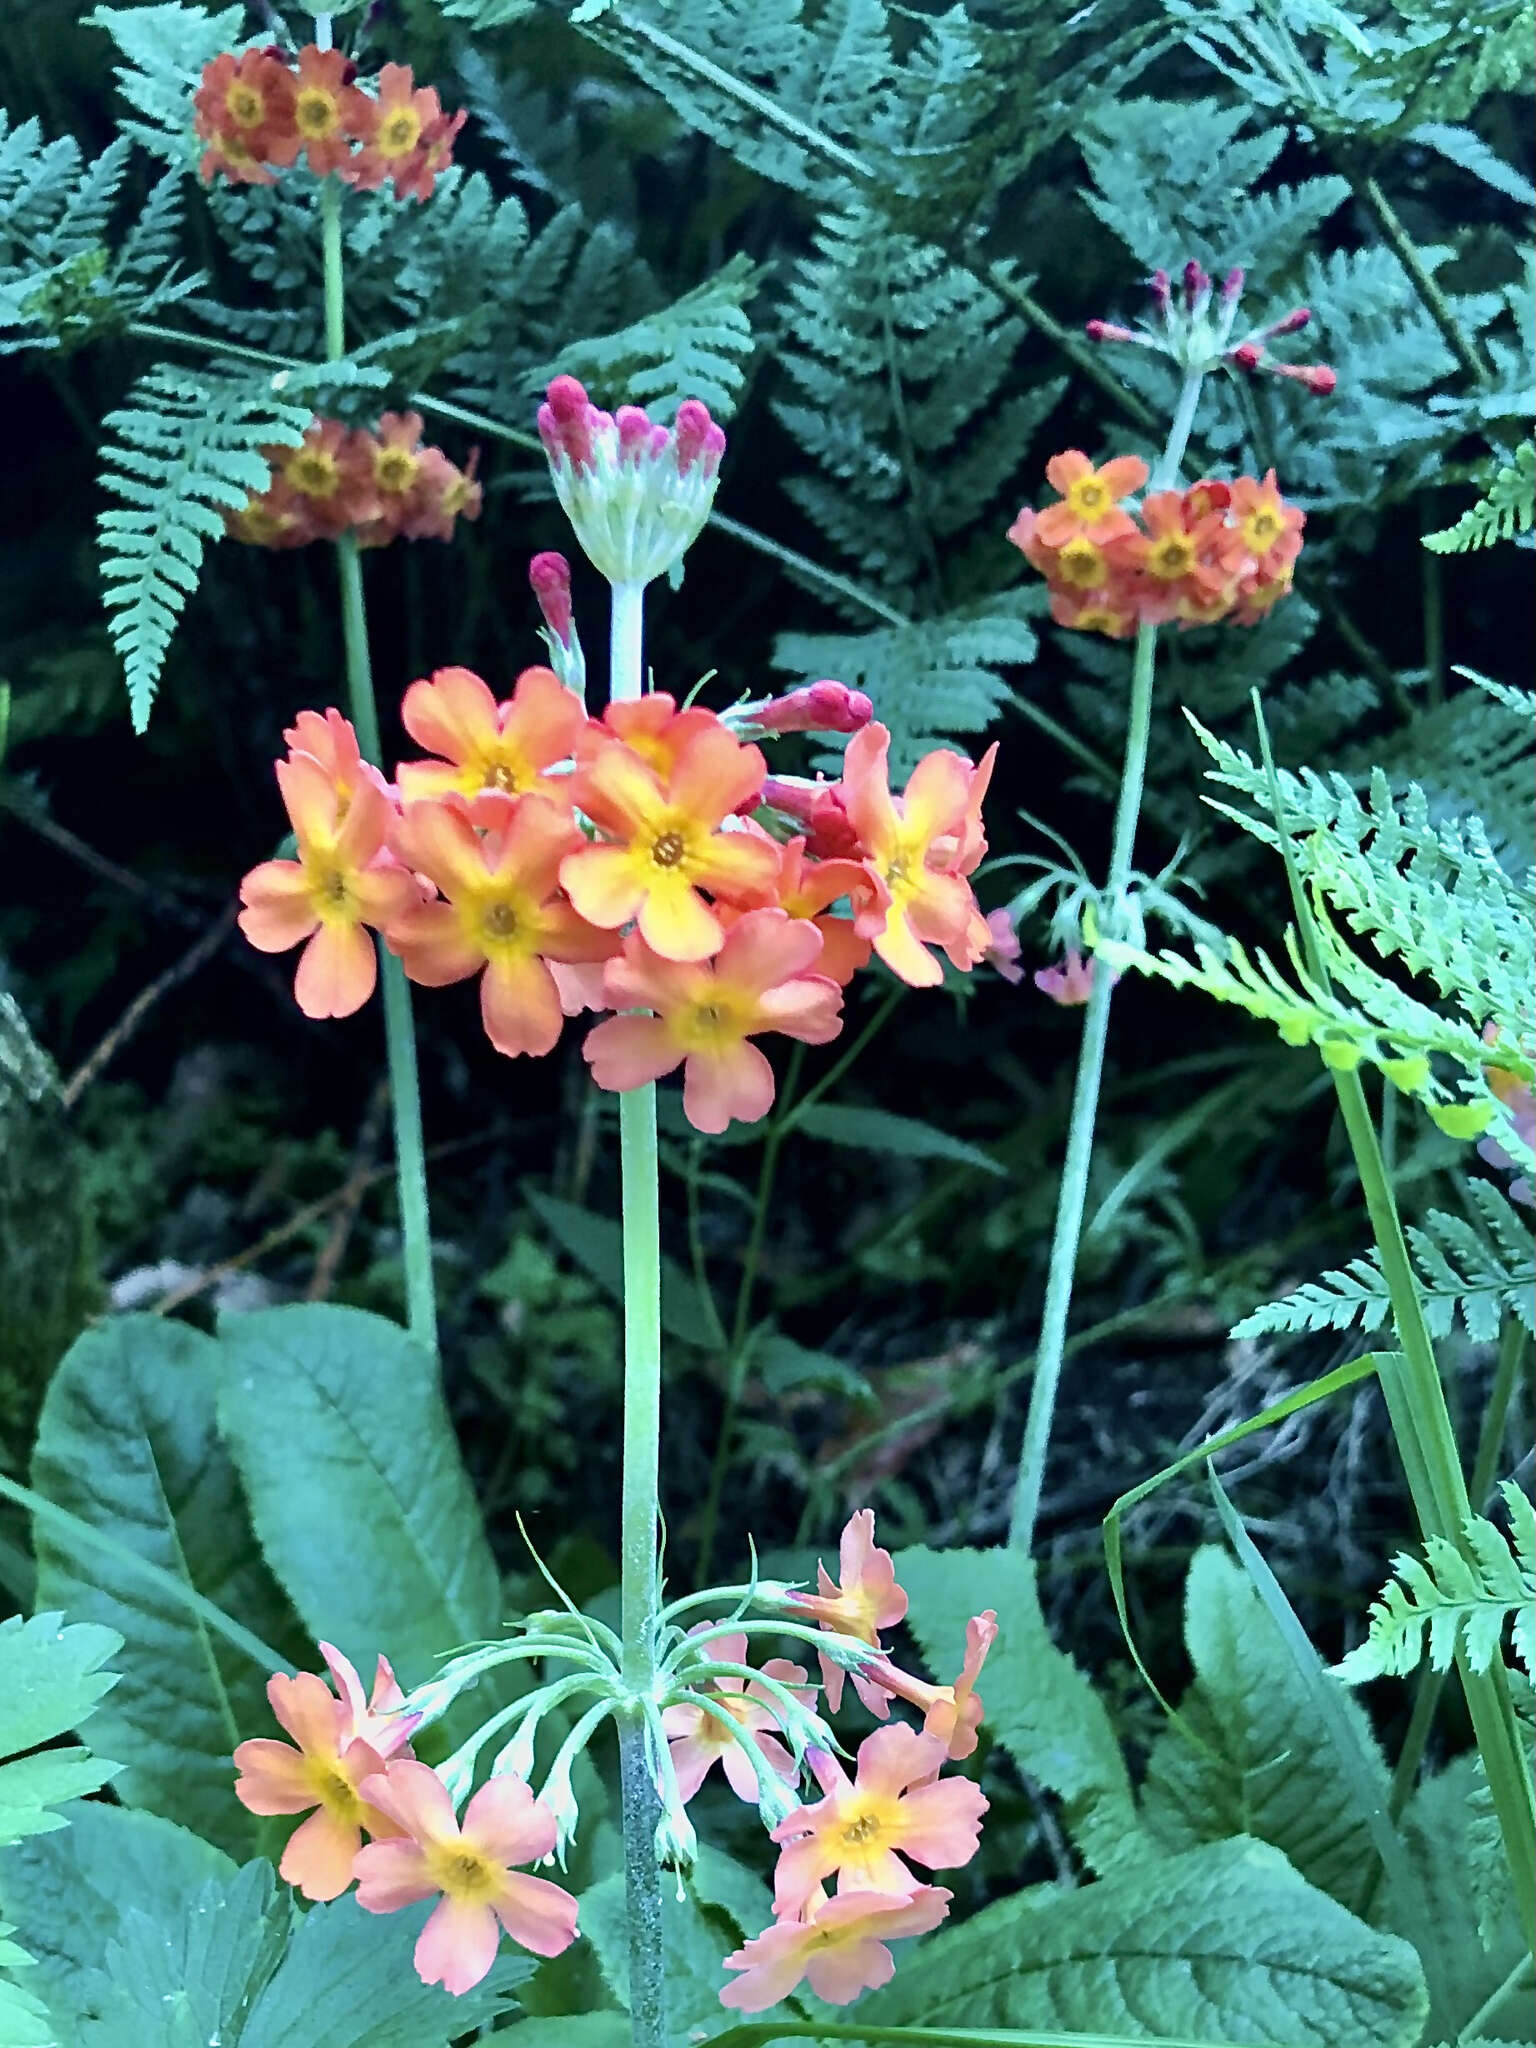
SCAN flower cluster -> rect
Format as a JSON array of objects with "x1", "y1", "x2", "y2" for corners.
[
  {"x1": 194, "y1": 46, "x2": 463, "y2": 199},
  {"x1": 232, "y1": 1642, "x2": 578, "y2": 1995},
  {"x1": 1084, "y1": 259, "x2": 1337, "y2": 395},
  {"x1": 225, "y1": 413, "x2": 482, "y2": 550},
  {"x1": 1008, "y1": 453, "x2": 1305, "y2": 636},
  {"x1": 230, "y1": 1514, "x2": 993, "y2": 2008},
  {"x1": 238, "y1": 667, "x2": 998, "y2": 1133}
]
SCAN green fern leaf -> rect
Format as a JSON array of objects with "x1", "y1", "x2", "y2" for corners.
[
  {"x1": 1338, "y1": 1482, "x2": 1536, "y2": 1683},
  {"x1": 97, "y1": 367, "x2": 311, "y2": 731},
  {"x1": 1424, "y1": 440, "x2": 1536, "y2": 553},
  {"x1": 542, "y1": 253, "x2": 760, "y2": 418},
  {"x1": 89, "y1": 1, "x2": 245, "y2": 166}
]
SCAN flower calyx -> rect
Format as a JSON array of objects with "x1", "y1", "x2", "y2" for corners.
[{"x1": 1085, "y1": 260, "x2": 1336, "y2": 392}]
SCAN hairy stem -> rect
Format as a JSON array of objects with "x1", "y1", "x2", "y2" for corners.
[
  {"x1": 609, "y1": 578, "x2": 670, "y2": 2048},
  {"x1": 1007, "y1": 373, "x2": 1204, "y2": 1553},
  {"x1": 319, "y1": 177, "x2": 438, "y2": 1354}
]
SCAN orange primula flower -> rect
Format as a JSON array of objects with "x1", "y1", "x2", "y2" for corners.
[
  {"x1": 789, "y1": 1508, "x2": 908, "y2": 1715},
  {"x1": 386, "y1": 792, "x2": 615, "y2": 1058},
  {"x1": 1120, "y1": 490, "x2": 1232, "y2": 623},
  {"x1": 193, "y1": 48, "x2": 299, "y2": 176},
  {"x1": 289, "y1": 44, "x2": 370, "y2": 175},
  {"x1": 395, "y1": 665, "x2": 584, "y2": 806},
  {"x1": 1220, "y1": 469, "x2": 1304, "y2": 580},
  {"x1": 582, "y1": 910, "x2": 843, "y2": 1133},
  {"x1": 573, "y1": 691, "x2": 719, "y2": 778},
  {"x1": 395, "y1": 445, "x2": 482, "y2": 542},
  {"x1": 864, "y1": 1610, "x2": 998, "y2": 1761},
  {"x1": 350, "y1": 63, "x2": 460, "y2": 200},
  {"x1": 721, "y1": 1884, "x2": 951, "y2": 2011},
  {"x1": 273, "y1": 420, "x2": 378, "y2": 539},
  {"x1": 231, "y1": 1644, "x2": 413, "y2": 1901},
  {"x1": 562, "y1": 721, "x2": 779, "y2": 961},
  {"x1": 238, "y1": 751, "x2": 418, "y2": 1018},
  {"x1": 1034, "y1": 450, "x2": 1148, "y2": 546},
  {"x1": 1046, "y1": 583, "x2": 1140, "y2": 638},
  {"x1": 840, "y1": 724, "x2": 994, "y2": 988}
]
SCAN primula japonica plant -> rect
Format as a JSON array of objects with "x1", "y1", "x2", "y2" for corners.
[{"x1": 1, "y1": 4, "x2": 1533, "y2": 2048}]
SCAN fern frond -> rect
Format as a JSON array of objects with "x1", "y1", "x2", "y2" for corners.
[
  {"x1": 1337, "y1": 1483, "x2": 1535, "y2": 1683},
  {"x1": 1423, "y1": 441, "x2": 1536, "y2": 554},
  {"x1": 89, "y1": 1, "x2": 245, "y2": 165},
  {"x1": 542, "y1": 253, "x2": 760, "y2": 419},
  {"x1": 97, "y1": 366, "x2": 311, "y2": 731},
  {"x1": 1234, "y1": 1184, "x2": 1536, "y2": 1343}
]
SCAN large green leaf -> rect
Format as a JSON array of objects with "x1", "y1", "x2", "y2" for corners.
[
  {"x1": 216, "y1": 1305, "x2": 501, "y2": 1685},
  {"x1": 238, "y1": 1890, "x2": 530, "y2": 2047},
  {"x1": 857, "y1": 1836, "x2": 1428, "y2": 2043},
  {"x1": 29, "y1": 1317, "x2": 295, "y2": 1856},
  {"x1": 895, "y1": 1545, "x2": 1142, "y2": 1874},
  {"x1": 790, "y1": 1103, "x2": 1006, "y2": 1176},
  {"x1": 1142, "y1": 1546, "x2": 1394, "y2": 1912},
  {"x1": 0, "y1": 1803, "x2": 234, "y2": 2035}
]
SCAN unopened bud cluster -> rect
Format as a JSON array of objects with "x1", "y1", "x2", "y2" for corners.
[{"x1": 1086, "y1": 259, "x2": 1336, "y2": 393}]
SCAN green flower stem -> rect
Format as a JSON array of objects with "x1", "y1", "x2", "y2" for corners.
[
  {"x1": 1353, "y1": 173, "x2": 1493, "y2": 389},
  {"x1": 608, "y1": 577, "x2": 670, "y2": 2048},
  {"x1": 316, "y1": 177, "x2": 438, "y2": 1354},
  {"x1": 1331, "y1": 1073, "x2": 1536, "y2": 1952}
]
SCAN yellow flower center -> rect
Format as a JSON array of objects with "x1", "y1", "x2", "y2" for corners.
[
  {"x1": 307, "y1": 863, "x2": 356, "y2": 923},
  {"x1": 1057, "y1": 537, "x2": 1105, "y2": 588},
  {"x1": 289, "y1": 450, "x2": 339, "y2": 498},
  {"x1": 225, "y1": 81, "x2": 265, "y2": 127},
  {"x1": 308, "y1": 1758, "x2": 362, "y2": 1821},
  {"x1": 1243, "y1": 506, "x2": 1282, "y2": 549},
  {"x1": 650, "y1": 829, "x2": 687, "y2": 869},
  {"x1": 219, "y1": 133, "x2": 257, "y2": 166},
  {"x1": 841, "y1": 1810, "x2": 883, "y2": 1846},
  {"x1": 296, "y1": 88, "x2": 340, "y2": 139},
  {"x1": 1148, "y1": 535, "x2": 1195, "y2": 580},
  {"x1": 441, "y1": 476, "x2": 473, "y2": 515},
  {"x1": 426, "y1": 1842, "x2": 504, "y2": 1904},
  {"x1": 379, "y1": 107, "x2": 422, "y2": 157},
  {"x1": 1066, "y1": 476, "x2": 1110, "y2": 520},
  {"x1": 482, "y1": 901, "x2": 519, "y2": 940},
  {"x1": 1076, "y1": 607, "x2": 1119, "y2": 635},
  {"x1": 375, "y1": 446, "x2": 418, "y2": 494}
]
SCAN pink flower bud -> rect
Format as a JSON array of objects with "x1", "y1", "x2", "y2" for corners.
[
  {"x1": 616, "y1": 406, "x2": 652, "y2": 461},
  {"x1": 536, "y1": 405, "x2": 559, "y2": 458},
  {"x1": 674, "y1": 399, "x2": 722, "y2": 476},
  {"x1": 745, "y1": 681, "x2": 873, "y2": 736},
  {"x1": 1264, "y1": 306, "x2": 1311, "y2": 338},
  {"x1": 701, "y1": 420, "x2": 727, "y2": 478},
  {"x1": 1267, "y1": 359, "x2": 1338, "y2": 395},
  {"x1": 1086, "y1": 319, "x2": 1140, "y2": 344},
  {"x1": 1034, "y1": 950, "x2": 1104, "y2": 1006},
  {"x1": 982, "y1": 909, "x2": 1024, "y2": 985},
  {"x1": 647, "y1": 423, "x2": 669, "y2": 459},
  {"x1": 1221, "y1": 267, "x2": 1245, "y2": 303},
  {"x1": 544, "y1": 375, "x2": 596, "y2": 470},
  {"x1": 529, "y1": 550, "x2": 573, "y2": 644},
  {"x1": 1150, "y1": 268, "x2": 1172, "y2": 315},
  {"x1": 1183, "y1": 260, "x2": 1209, "y2": 310},
  {"x1": 1229, "y1": 341, "x2": 1264, "y2": 371}
]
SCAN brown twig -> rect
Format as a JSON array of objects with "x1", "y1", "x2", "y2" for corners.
[
  {"x1": 60, "y1": 907, "x2": 237, "y2": 1109},
  {"x1": 2, "y1": 794, "x2": 203, "y2": 926},
  {"x1": 148, "y1": 1131, "x2": 494, "y2": 1317},
  {"x1": 306, "y1": 1079, "x2": 391, "y2": 1302}
]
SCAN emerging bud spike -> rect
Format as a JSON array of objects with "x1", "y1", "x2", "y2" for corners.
[{"x1": 529, "y1": 550, "x2": 573, "y2": 645}]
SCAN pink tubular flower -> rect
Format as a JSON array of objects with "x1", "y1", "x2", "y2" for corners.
[
  {"x1": 865, "y1": 1611, "x2": 998, "y2": 1761},
  {"x1": 232, "y1": 1647, "x2": 410, "y2": 1902},
  {"x1": 720, "y1": 1884, "x2": 951, "y2": 2011},
  {"x1": 982, "y1": 908, "x2": 1024, "y2": 984},
  {"x1": 354, "y1": 1760, "x2": 578, "y2": 1996},
  {"x1": 237, "y1": 751, "x2": 419, "y2": 1020},
  {"x1": 396, "y1": 665, "x2": 584, "y2": 806},
  {"x1": 770, "y1": 1723, "x2": 988, "y2": 1915},
  {"x1": 840, "y1": 724, "x2": 995, "y2": 988},
  {"x1": 583, "y1": 910, "x2": 843, "y2": 1134},
  {"x1": 663, "y1": 1632, "x2": 811, "y2": 1803},
  {"x1": 529, "y1": 551, "x2": 573, "y2": 645},
  {"x1": 1034, "y1": 949, "x2": 1099, "y2": 1006},
  {"x1": 789, "y1": 1508, "x2": 908, "y2": 1715}
]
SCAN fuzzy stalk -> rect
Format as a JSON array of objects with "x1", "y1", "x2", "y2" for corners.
[
  {"x1": 318, "y1": 174, "x2": 437, "y2": 1354},
  {"x1": 1007, "y1": 371, "x2": 1205, "y2": 1553},
  {"x1": 608, "y1": 577, "x2": 670, "y2": 2048}
]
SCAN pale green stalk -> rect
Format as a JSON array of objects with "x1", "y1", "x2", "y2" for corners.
[
  {"x1": 1008, "y1": 371, "x2": 1205, "y2": 1552},
  {"x1": 318, "y1": 175, "x2": 437, "y2": 1354},
  {"x1": 609, "y1": 577, "x2": 669, "y2": 2048}
]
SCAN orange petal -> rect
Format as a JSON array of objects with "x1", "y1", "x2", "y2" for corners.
[
  {"x1": 400, "y1": 666, "x2": 500, "y2": 765},
  {"x1": 239, "y1": 861, "x2": 318, "y2": 953},
  {"x1": 755, "y1": 975, "x2": 844, "y2": 1044},
  {"x1": 560, "y1": 843, "x2": 646, "y2": 931},
  {"x1": 574, "y1": 743, "x2": 667, "y2": 841},
  {"x1": 693, "y1": 830, "x2": 780, "y2": 908},
  {"x1": 232, "y1": 1737, "x2": 316, "y2": 1815},
  {"x1": 1098, "y1": 454, "x2": 1149, "y2": 500},
  {"x1": 539, "y1": 899, "x2": 621, "y2": 965},
  {"x1": 480, "y1": 954, "x2": 564, "y2": 1058},
  {"x1": 899, "y1": 750, "x2": 970, "y2": 848},
  {"x1": 352, "y1": 864, "x2": 422, "y2": 930},
  {"x1": 267, "y1": 1670, "x2": 345, "y2": 1756},
  {"x1": 392, "y1": 797, "x2": 487, "y2": 900},
  {"x1": 1043, "y1": 449, "x2": 1092, "y2": 494},
  {"x1": 603, "y1": 938, "x2": 705, "y2": 1015},
  {"x1": 386, "y1": 901, "x2": 483, "y2": 985},
  {"x1": 636, "y1": 877, "x2": 724, "y2": 962},
  {"x1": 583, "y1": 1013, "x2": 682, "y2": 1093},
  {"x1": 713, "y1": 907, "x2": 823, "y2": 996},
  {"x1": 294, "y1": 922, "x2": 377, "y2": 1018},
  {"x1": 682, "y1": 1042, "x2": 775, "y2": 1134},
  {"x1": 504, "y1": 665, "x2": 585, "y2": 768},
  {"x1": 492, "y1": 792, "x2": 582, "y2": 898},
  {"x1": 333, "y1": 772, "x2": 397, "y2": 870},
  {"x1": 396, "y1": 759, "x2": 476, "y2": 805},
  {"x1": 839, "y1": 724, "x2": 898, "y2": 860},
  {"x1": 668, "y1": 725, "x2": 766, "y2": 826},
  {"x1": 871, "y1": 907, "x2": 943, "y2": 988},
  {"x1": 277, "y1": 751, "x2": 341, "y2": 846},
  {"x1": 279, "y1": 1805, "x2": 363, "y2": 1902}
]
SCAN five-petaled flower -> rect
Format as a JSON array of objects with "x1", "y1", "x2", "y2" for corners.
[
  {"x1": 396, "y1": 665, "x2": 584, "y2": 807},
  {"x1": 562, "y1": 724, "x2": 779, "y2": 962},
  {"x1": 237, "y1": 746, "x2": 419, "y2": 1019},
  {"x1": 789, "y1": 1507, "x2": 909, "y2": 1715},
  {"x1": 387, "y1": 791, "x2": 615, "y2": 1058},
  {"x1": 720, "y1": 1884, "x2": 952, "y2": 2011},
  {"x1": 1033, "y1": 450, "x2": 1148, "y2": 546},
  {"x1": 663, "y1": 1633, "x2": 811, "y2": 1803},
  {"x1": 771, "y1": 1724, "x2": 988, "y2": 1915},
  {"x1": 355, "y1": 1759, "x2": 579, "y2": 1995},
  {"x1": 232, "y1": 1644, "x2": 413, "y2": 1902},
  {"x1": 583, "y1": 910, "x2": 843, "y2": 1134}
]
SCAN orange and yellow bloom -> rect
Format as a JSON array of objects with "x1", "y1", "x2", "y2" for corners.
[
  {"x1": 583, "y1": 910, "x2": 843, "y2": 1133},
  {"x1": 396, "y1": 665, "x2": 584, "y2": 807},
  {"x1": 865, "y1": 1610, "x2": 998, "y2": 1761},
  {"x1": 790, "y1": 1507, "x2": 908, "y2": 1715},
  {"x1": 721, "y1": 1884, "x2": 952, "y2": 2011}
]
